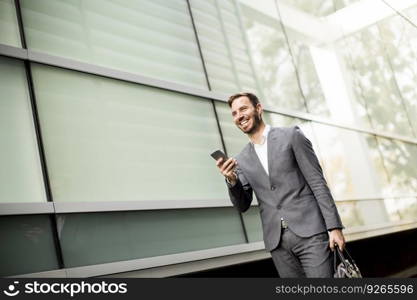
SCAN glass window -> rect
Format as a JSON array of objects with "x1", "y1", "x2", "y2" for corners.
[
  {"x1": 279, "y1": 0, "x2": 360, "y2": 17},
  {"x1": 280, "y1": 0, "x2": 337, "y2": 17},
  {"x1": 0, "y1": 57, "x2": 46, "y2": 203},
  {"x1": 284, "y1": 38, "x2": 329, "y2": 116},
  {"x1": 340, "y1": 25, "x2": 414, "y2": 137},
  {"x1": 384, "y1": 197, "x2": 417, "y2": 222},
  {"x1": 403, "y1": 4, "x2": 417, "y2": 25},
  {"x1": 336, "y1": 199, "x2": 390, "y2": 229},
  {"x1": 190, "y1": 0, "x2": 261, "y2": 94},
  {"x1": 334, "y1": 37, "x2": 375, "y2": 131},
  {"x1": 335, "y1": 201, "x2": 365, "y2": 228},
  {"x1": 338, "y1": 197, "x2": 417, "y2": 231},
  {"x1": 0, "y1": 0, "x2": 21, "y2": 47},
  {"x1": 376, "y1": 137, "x2": 417, "y2": 196},
  {"x1": 276, "y1": 0, "x2": 376, "y2": 124},
  {"x1": 241, "y1": 206, "x2": 263, "y2": 242},
  {"x1": 58, "y1": 208, "x2": 246, "y2": 267},
  {"x1": 31, "y1": 63, "x2": 226, "y2": 203},
  {"x1": 378, "y1": 14, "x2": 417, "y2": 137},
  {"x1": 21, "y1": 0, "x2": 207, "y2": 88},
  {"x1": 236, "y1": 0, "x2": 306, "y2": 112},
  {"x1": 0, "y1": 215, "x2": 60, "y2": 276},
  {"x1": 311, "y1": 123, "x2": 389, "y2": 200}
]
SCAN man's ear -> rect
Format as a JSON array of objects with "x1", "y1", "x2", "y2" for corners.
[{"x1": 256, "y1": 103, "x2": 263, "y2": 115}]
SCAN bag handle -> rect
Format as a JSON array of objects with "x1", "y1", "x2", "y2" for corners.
[
  {"x1": 341, "y1": 247, "x2": 358, "y2": 266},
  {"x1": 333, "y1": 245, "x2": 350, "y2": 272},
  {"x1": 333, "y1": 245, "x2": 361, "y2": 275}
]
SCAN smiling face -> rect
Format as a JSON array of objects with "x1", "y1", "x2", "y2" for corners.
[{"x1": 231, "y1": 96, "x2": 263, "y2": 135}]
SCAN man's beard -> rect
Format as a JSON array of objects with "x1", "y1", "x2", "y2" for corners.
[{"x1": 242, "y1": 113, "x2": 262, "y2": 135}]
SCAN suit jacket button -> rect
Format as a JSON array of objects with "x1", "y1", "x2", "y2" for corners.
[{"x1": 271, "y1": 186, "x2": 276, "y2": 191}]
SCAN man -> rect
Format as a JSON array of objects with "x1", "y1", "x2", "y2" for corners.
[{"x1": 216, "y1": 92, "x2": 345, "y2": 278}]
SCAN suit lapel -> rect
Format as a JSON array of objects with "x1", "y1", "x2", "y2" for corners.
[
  {"x1": 249, "y1": 143, "x2": 269, "y2": 179},
  {"x1": 248, "y1": 127, "x2": 277, "y2": 180},
  {"x1": 267, "y1": 128, "x2": 274, "y2": 177}
]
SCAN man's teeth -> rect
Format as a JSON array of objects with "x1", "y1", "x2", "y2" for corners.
[{"x1": 241, "y1": 120, "x2": 248, "y2": 125}]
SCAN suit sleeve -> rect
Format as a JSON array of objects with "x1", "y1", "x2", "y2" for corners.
[
  {"x1": 226, "y1": 166, "x2": 253, "y2": 212},
  {"x1": 291, "y1": 125, "x2": 344, "y2": 230}
]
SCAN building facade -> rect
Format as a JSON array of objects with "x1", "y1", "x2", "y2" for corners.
[{"x1": 1, "y1": 0, "x2": 417, "y2": 277}]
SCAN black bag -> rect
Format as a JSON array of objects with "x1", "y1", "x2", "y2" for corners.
[{"x1": 333, "y1": 246, "x2": 362, "y2": 278}]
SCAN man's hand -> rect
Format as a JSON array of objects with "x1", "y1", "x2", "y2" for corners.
[
  {"x1": 329, "y1": 229, "x2": 345, "y2": 251},
  {"x1": 216, "y1": 157, "x2": 237, "y2": 185}
]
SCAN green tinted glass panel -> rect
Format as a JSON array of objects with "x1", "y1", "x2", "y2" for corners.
[
  {"x1": 59, "y1": 208, "x2": 246, "y2": 267},
  {"x1": 190, "y1": 0, "x2": 260, "y2": 94},
  {"x1": 0, "y1": 215, "x2": 59, "y2": 276},
  {"x1": 0, "y1": 57, "x2": 46, "y2": 203},
  {"x1": 21, "y1": 0, "x2": 207, "y2": 88},
  {"x1": 241, "y1": 206, "x2": 263, "y2": 242},
  {"x1": 0, "y1": 0, "x2": 21, "y2": 47},
  {"x1": 31, "y1": 64, "x2": 226, "y2": 203}
]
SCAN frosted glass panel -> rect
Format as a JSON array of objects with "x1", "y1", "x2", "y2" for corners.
[
  {"x1": 21, "y1": 0, "x2": 207, "y2": 88},
  {"x1": 0, "y1": 57, "x2": 46, "y2": 203},
  {"x1": 31, "y1": 64, "x2": 227, "y2": 203},
  {"x1": 0, "y1": 215, "x2": 60, "y2": 276},
  {"x1": 59, "y1": 208, "x2": 246, "y2": 267},
  {"x1": 0, "y1": 0, "x2": 21, "y2": 47}
]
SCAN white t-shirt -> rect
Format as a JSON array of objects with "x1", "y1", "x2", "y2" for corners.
[{"x1": 253, "y1": 125, "x2": 271, "y2": 175}]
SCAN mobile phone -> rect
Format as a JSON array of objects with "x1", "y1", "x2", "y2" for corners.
[{"x1": 210, "y1": 150, "x2": 228, "y2": 161}]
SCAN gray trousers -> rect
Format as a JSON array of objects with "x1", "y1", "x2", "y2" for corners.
[{"x1": 270, "y1": 227, "x2": 333, "y2": 278}]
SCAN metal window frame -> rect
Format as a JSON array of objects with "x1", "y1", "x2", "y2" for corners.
[
  {"x1": 1, "y1": 195, "x2": 416, "y2": 215},
  {"x1": 0, "y1": 202, "x2": 54, "y2": 215},
  {"x1": 13, "y1": 0, "x2": 67, "y2": 269}
]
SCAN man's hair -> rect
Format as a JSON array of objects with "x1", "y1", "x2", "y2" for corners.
[{"x1": 228, "y1": 92, "x2": 260, "y2": 108}]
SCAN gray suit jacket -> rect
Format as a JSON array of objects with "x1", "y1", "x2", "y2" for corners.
[{"x1": 227, "y1": 125, "x2": 343, "y2": 251}]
